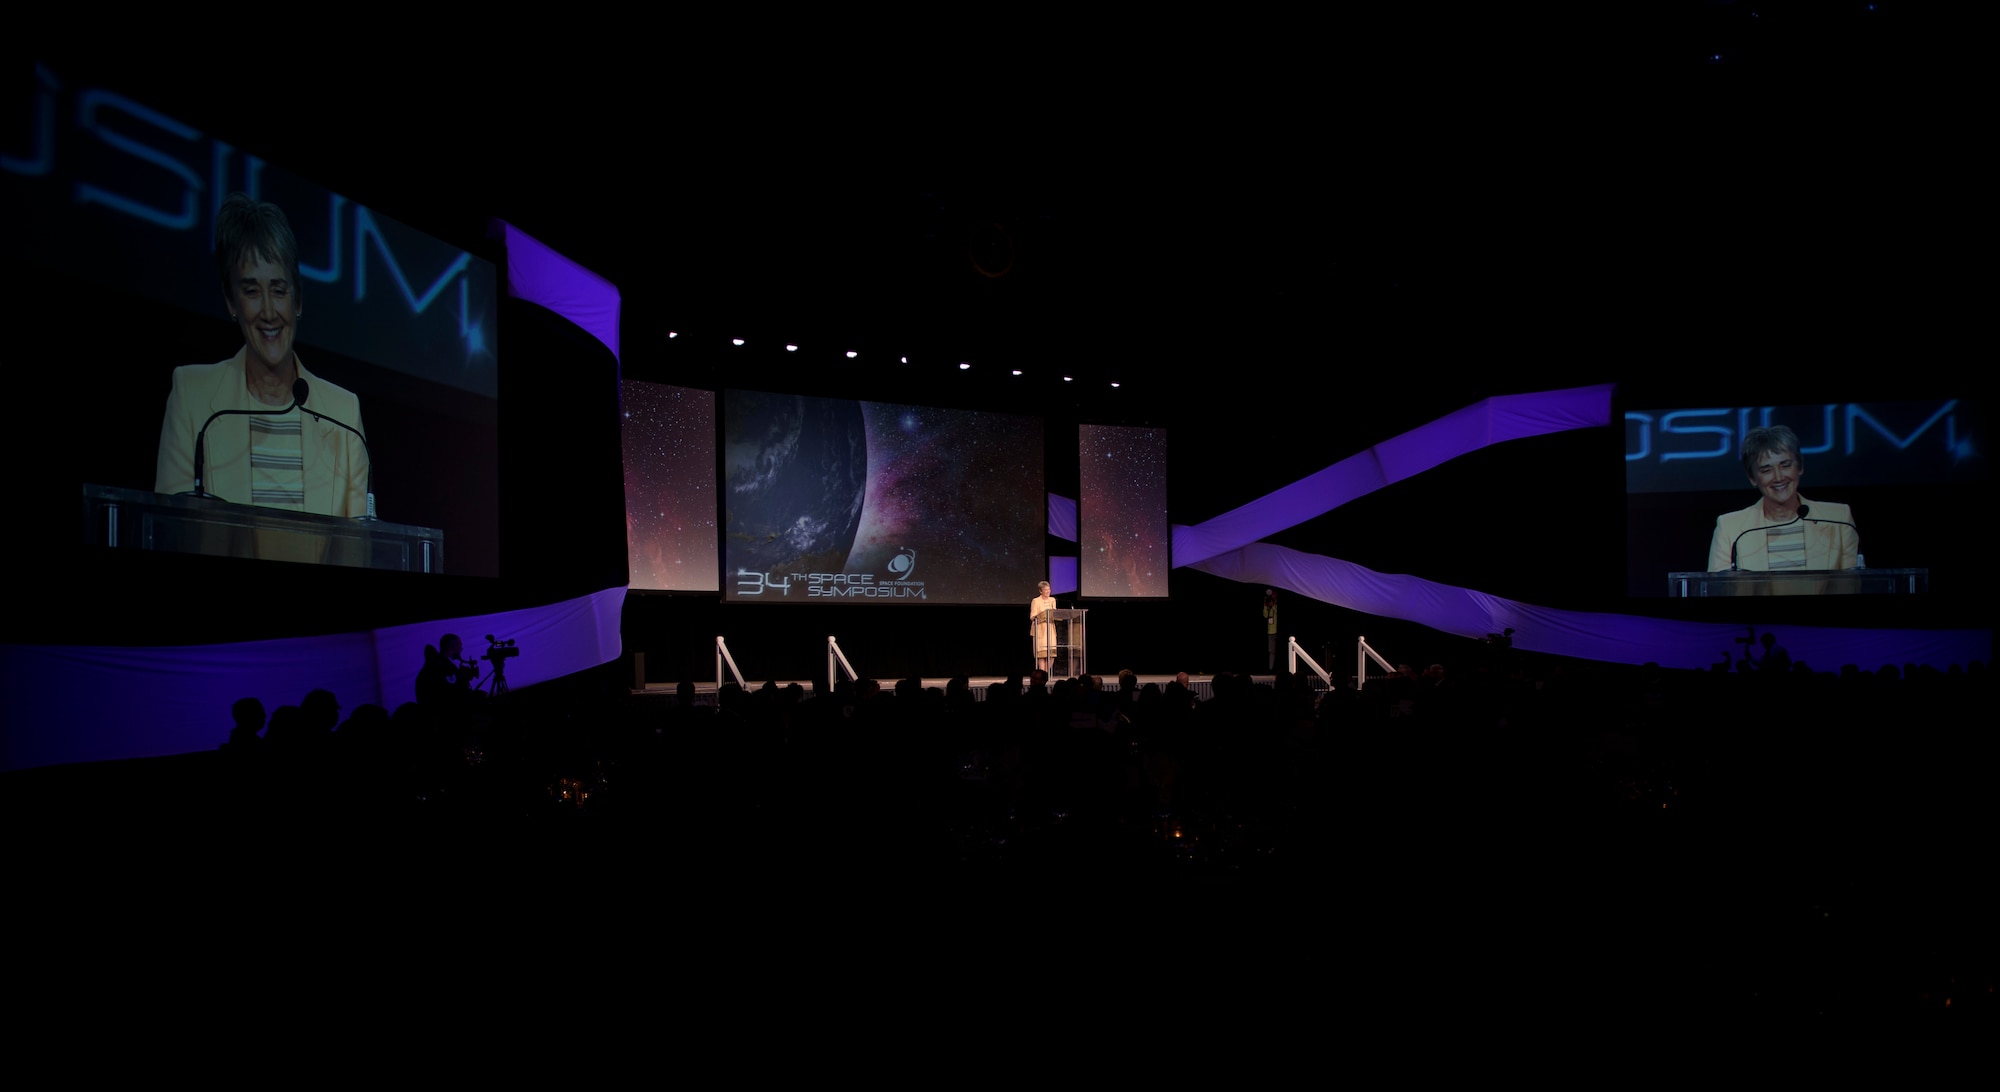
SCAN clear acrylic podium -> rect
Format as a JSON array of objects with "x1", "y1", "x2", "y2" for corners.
[
  {"x1": 1032, "y1": 606, "x2": 1088, "y2": 677},
  {"x1": 83, "y1": 483, "x2": 445, "y2": 572},
  {"x1": 1666, "y1": 568, "x2": 1928, "y2": 597}
]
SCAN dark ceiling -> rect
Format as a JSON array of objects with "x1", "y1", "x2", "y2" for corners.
[{"x1": 30, "y1": 5, "x2": 1970, "y2": 425}]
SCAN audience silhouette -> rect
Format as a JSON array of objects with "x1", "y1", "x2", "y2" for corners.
[{"x1": 5, "y1": 633, "x2": 1988, "y2": 1018}]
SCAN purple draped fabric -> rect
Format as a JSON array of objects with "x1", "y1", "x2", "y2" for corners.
[
  {"x1": 1046, "y1": 556, "x2": 1078, "y2": 597},
  {"x1": 498, "y1": 221, "x2": 621, "y2": 363},
  {"x1": 1047, "y1": 492, "x2": 1077, "y2": 543},
  {"x1": 1186, "y1": 541, "x2": 1988, "y2": 672},
  {"x1": 1173, "y1": 384, "x2": 1612, "y2": 567},
  {"x1": 2, "y1": 587, "x2": 627, "y2": 772}
]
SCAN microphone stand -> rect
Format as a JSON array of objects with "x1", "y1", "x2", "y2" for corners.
[
  {"x1": 307, "y1": 411, "x2": 377, "y2": 521},
  {"x1": 300, "y1": 396, "x2": 376, "y2": 521},
  {"x1": 183, "y1": 389, "x2": 303, "y2": 499},
  {"x1": 1729, "y1": 509, "x2": 1805, "y2": 571},
  {"x1": 1800, "y1": 507, "x2": 1864, "y2": 567}
]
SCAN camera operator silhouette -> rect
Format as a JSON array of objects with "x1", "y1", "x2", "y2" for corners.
[{"x1": 417, "y1": 632, "x2": 478, "y2": 708}]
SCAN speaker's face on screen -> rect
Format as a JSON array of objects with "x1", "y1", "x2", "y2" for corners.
[
  {"x1": 228, "y1": 253, "x2": 299, "y2": 374},
  {"x1": 1748, "y1": 448, "x2": 1803, "y2": 508}
]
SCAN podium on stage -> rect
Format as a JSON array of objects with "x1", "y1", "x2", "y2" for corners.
[
  {"x1": 1667, "y1": 568, "x2": 1928, "y2": 597},
  {"x1": 83, "y1": 483, "x2": 444, "y2": 572},
  {"x1": 1033, "y1": 606, "x2": 1089, "y2": 677}
]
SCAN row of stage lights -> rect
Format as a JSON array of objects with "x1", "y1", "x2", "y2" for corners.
[{"x1": 666, "y1": 330, "x2": 1122, "y2": 388}]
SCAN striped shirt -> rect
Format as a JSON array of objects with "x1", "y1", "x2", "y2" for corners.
[
  {"x1": 248, "y1": 411, "x2": 307, "y2": 509},
  {"x1": 1763, "y1": 521, "x2": 1807, "y2": 570}
]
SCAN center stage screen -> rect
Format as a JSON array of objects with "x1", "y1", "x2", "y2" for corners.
[{"x1": 722, "y1": 390, "x2": 1045, "y2": 604}]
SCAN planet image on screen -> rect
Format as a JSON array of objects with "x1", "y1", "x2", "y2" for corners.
[{"x1": 724, "y1": 392, "x2": 868, "y2": 578}]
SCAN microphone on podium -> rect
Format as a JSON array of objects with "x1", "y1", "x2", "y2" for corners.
[
  {"x1": 184, "y1": 377, "x2": 307, "y2": 499},
  {"x1": 296, "y1": 379, "x2": 377, "y2": 520}
]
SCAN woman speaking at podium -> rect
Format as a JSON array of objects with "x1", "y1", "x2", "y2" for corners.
[
  {"x1": 154, "y1": 193, "x2": 370, "y2": 518},
  {"x1": 1030, "y1": 580, "x2": 1057, "y2": 676},
  {"x1": 1707, "y1": 425, "x2": 1858, "y2": 573}
]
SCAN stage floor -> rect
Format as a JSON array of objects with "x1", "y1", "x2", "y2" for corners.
[{"x1": 631, "y1": 673, "x2": 1333, "y2": 703}]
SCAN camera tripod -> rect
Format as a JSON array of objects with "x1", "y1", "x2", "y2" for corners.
[{"x1": 480, "y1": 658, "x2": 510, "y2": 697}]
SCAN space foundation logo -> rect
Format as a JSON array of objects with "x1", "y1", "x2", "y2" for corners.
[
  {"x1": 736, "y1": 548, "x2": 928, "y2": 598},
  {"x1": 806, "y1": 571, "x2": 926, "y2": 598}
]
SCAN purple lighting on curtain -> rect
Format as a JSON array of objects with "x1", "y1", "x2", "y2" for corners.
[
  {"x1": 1047, "y1": 492, "x2": 1077, "y2": 542},
  {"x1": 1047, "y1": 556, "x2": 1078, "y2": 596},
  {"x1": 1173, "y1": 384, "x2": 1612, "y2": 567},
  {"x1": 373, "y1": 587, "x2": 626, "y2": 712},
  {"x1": 1186, "y1": 542, "x2": 1989, "y2": 672},
  {"x1": 1044, "y1": 495, "x2": 1078, "y2": 594},
  {"x1": 0, "y1": 588, "x2": 628, "y2": 772},
  {"x1": 497, "y1": 221, "x2": 621, "y2": 363}
]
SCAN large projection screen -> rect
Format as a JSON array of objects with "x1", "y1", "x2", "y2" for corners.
[
  {"x1": 622, "y1": 380, "x2": 718, "y2": 591},
  {"x1": 721, "y1": 389, "x2": 1044, "y2": 604},
  {"x1": 7, "y1": 58, "x2": 502, "y2": 577},
  {"x1": 1622, "y1": 397, "x2": 1984, "y2": 598},
  {"x1": 1079, "y1": 423, "x2": 1170, "y2": 598}
]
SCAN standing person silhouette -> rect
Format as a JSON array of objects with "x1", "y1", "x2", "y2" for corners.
[
  {"x1": 417, "y1": 633, "x2": 477, "y2": 707},
  {"x1": 1030, "y1": 580, "x2": 1057, "y2": 677},
  {"x1": 1263, "y1": 588, "x2": 1279, "y2": 672}
]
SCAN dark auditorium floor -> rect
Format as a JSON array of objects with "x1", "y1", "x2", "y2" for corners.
[{"x1": 7, "y1": 664, "x2": 1990, "y2": 1018}]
